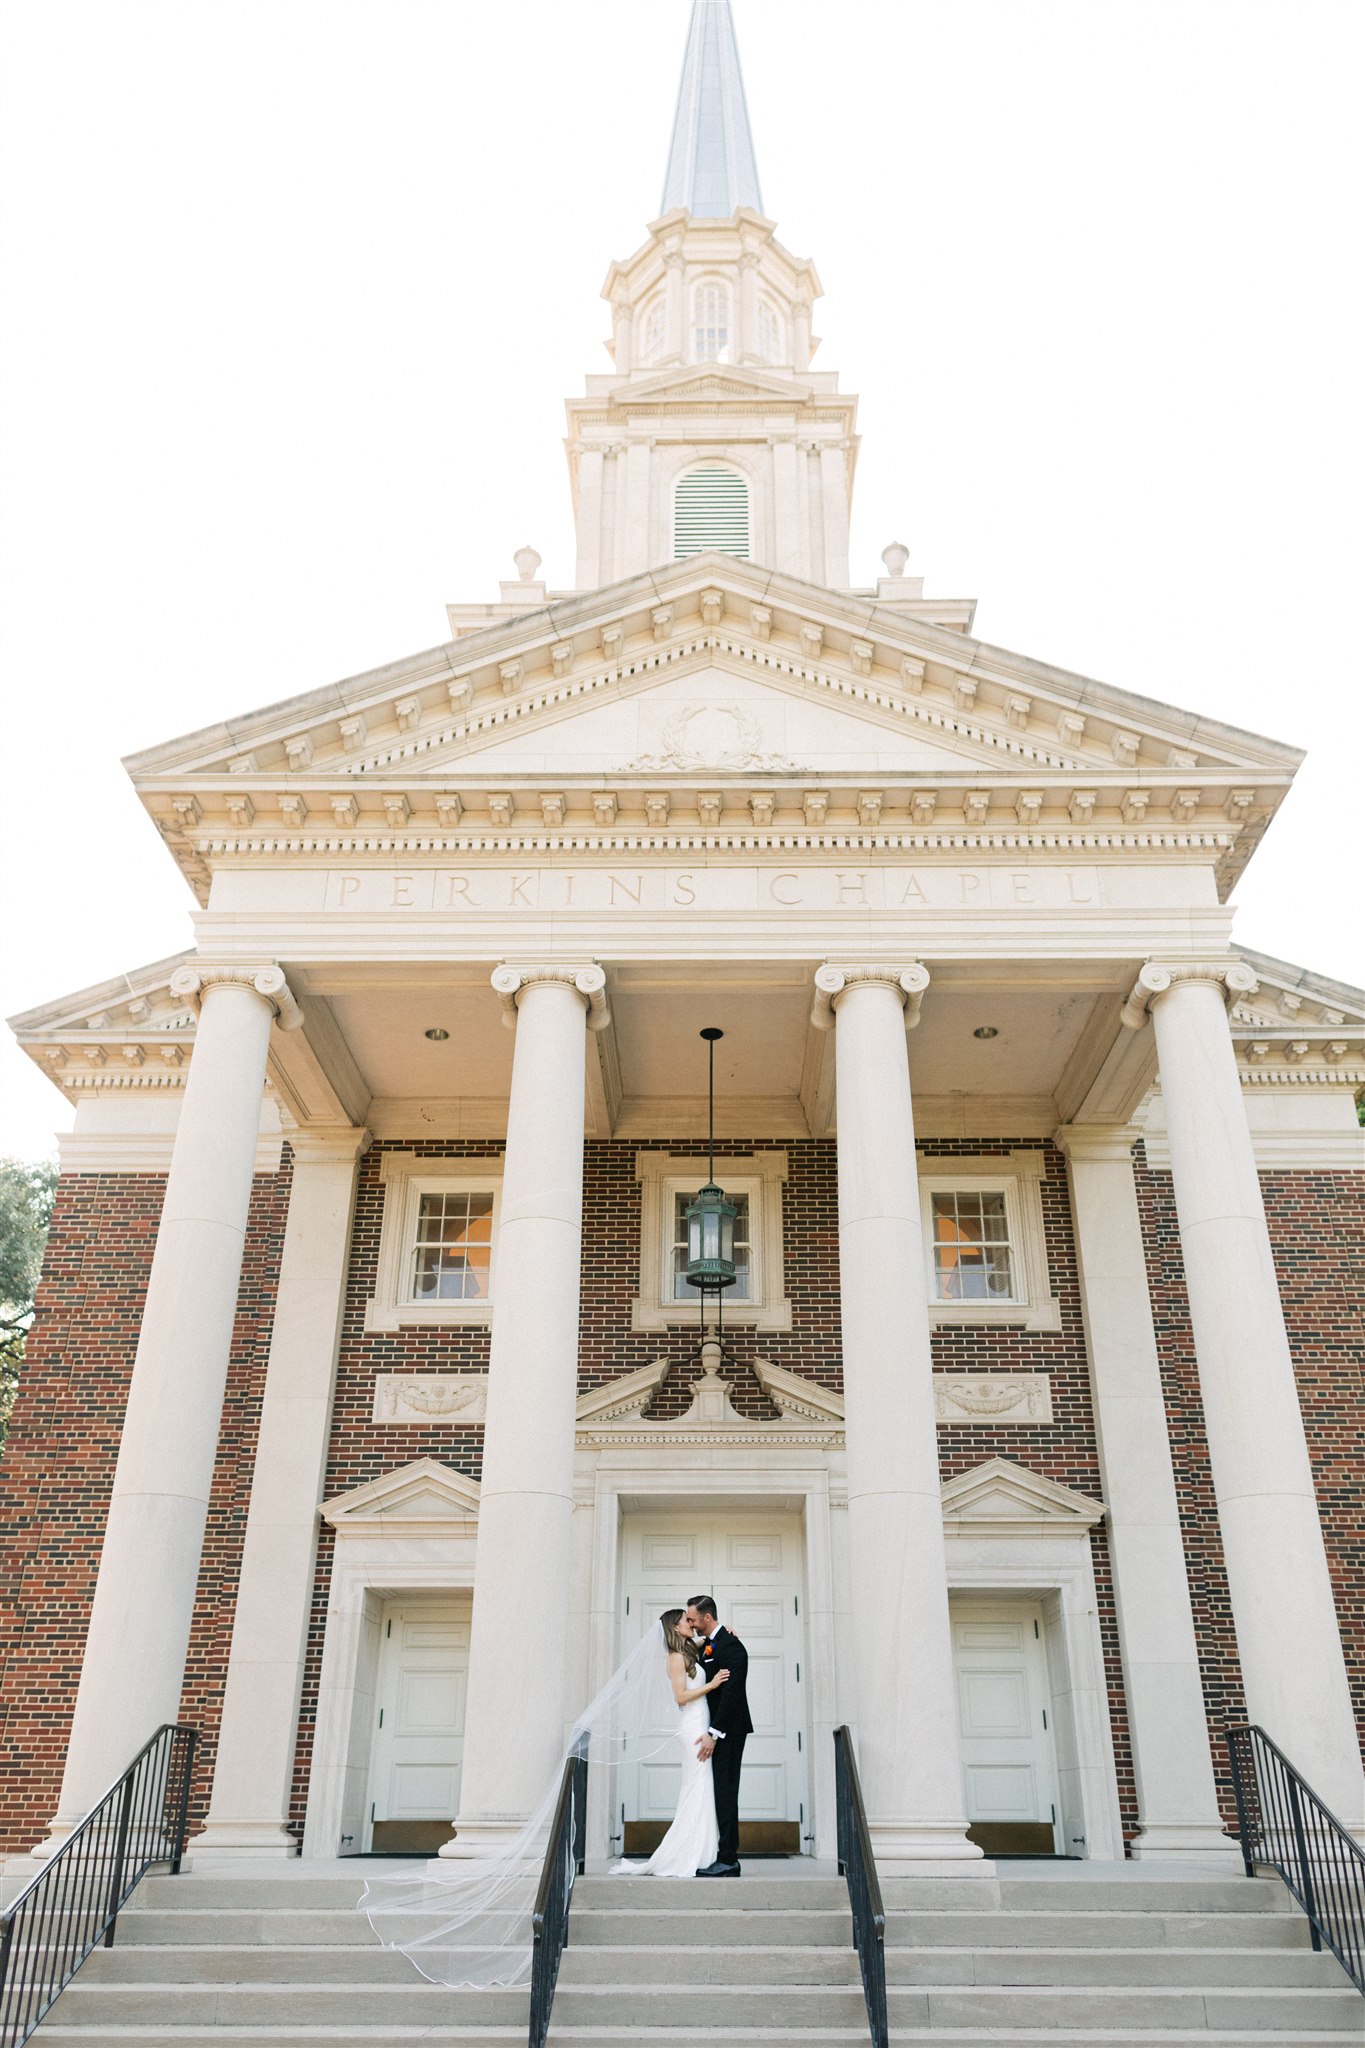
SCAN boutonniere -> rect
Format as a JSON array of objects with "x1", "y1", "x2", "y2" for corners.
[{"x1": 703, "y1": 1645, "x2": 714, "y2": 1658}]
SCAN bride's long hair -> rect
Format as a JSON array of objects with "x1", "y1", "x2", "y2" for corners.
[{"x1": 660, "y1": 1606, "x2": 698, "y2": 1674}]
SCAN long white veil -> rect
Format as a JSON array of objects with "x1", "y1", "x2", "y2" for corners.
[{"x1": 360, "y1": 1618, "x2": 681, "y2": 1986}]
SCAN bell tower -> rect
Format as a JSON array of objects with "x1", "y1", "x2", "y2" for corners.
[{"x1": 566, "y1": 0, "x2": 859, "y2": 591}]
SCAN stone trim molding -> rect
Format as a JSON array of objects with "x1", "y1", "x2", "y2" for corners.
[
  {"x1": 631, "y1": 1150, "x2": 792, "y2": 1332},
  {"x1": 168, "y1": 963, "x2": 305, "y2": 1031},
  {"x1": 811, "y1": 961, "x2": 930, "y2": 1031},
  {"x1": 1053, "y1": 1124, "x2": 1141, "y2": 1164},
  {"x1": 1120, "y1": 959, "x2": 1258, "y2": 1031},
  {"x1": 491, "y1": 962, "x2": 610, "y2": 1031},
  {"x1": 364, "y1": 1153, "x2": 504, "y2": 1331},
  {"x1": 918, "y1": 1149, "x2": 1063, "y2": 1333}
]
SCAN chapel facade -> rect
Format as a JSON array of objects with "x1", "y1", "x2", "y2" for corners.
[{"x1": 3, "y1": 0, "x2": 1362, "y2": 1877}]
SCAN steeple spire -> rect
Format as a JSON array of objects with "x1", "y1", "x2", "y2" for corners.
[{"x1": 661, "y1": 0, "x2": 763, "y2": 220}]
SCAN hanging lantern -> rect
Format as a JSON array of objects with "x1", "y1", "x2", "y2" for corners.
[
  {"x1": 685, "y1": 1180, "x2": 738, "y2": 1295},
  {"x1": 685, "y1": 1026, "x2": 737, "y2": 1296}
]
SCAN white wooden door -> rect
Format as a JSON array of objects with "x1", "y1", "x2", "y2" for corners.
[
  {"x1": 951, "y1": 1597, "x2": 1061, "y2": 1855},
  {"x1": 618, "y1": 1513, "x2": 808, "y2": 1854},
  {"x1": 367, "y1": 1598, "x2": 471, "y2": 1853}
]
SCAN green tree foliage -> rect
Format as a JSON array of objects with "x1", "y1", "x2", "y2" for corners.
[{"x1": 0, "y1": 1157, "x2": 58, "y2": 1448}]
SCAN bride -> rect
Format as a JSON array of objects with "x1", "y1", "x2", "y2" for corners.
[
  {"x1": 362, "y1": 1607, "x2": 728, "y2": 1985},
  {"x1": 612, "y1": 1607, "x2": 728, "y2": 1877}
]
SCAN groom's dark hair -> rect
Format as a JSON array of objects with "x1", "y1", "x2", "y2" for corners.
[{"x1": 689, "y1": 1594, "x2": 718, "y2": 1619}]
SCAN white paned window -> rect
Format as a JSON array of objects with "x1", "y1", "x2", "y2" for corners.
[
  {"x1": 670, "y1": 1191, "x2": 752, "y2": 1301},
  {"x1": 929, "y1": 1190, "x2": 1016, "y2": 1302},
  {"x1": 366, "y1": 1155, "x2": 503, "y2": 1330},
  {"x1": 673, "y1": 465, "x2": 750, "y2": 559},
  {"x1": 758, "y1": 299, "x2": 783, "y2": 362},
  {"x1": 640, "y1": 295, "x2": 665, "y2": 363},
  {"x1": 633, "y1": 1152, "x2": 791, "y2": 1332},
  {"x1": 691, "y1": 281, "x2": 730, "y2": 361},
  {"x1": 918, "y1": 1154, "x2": 1062, "y2": 1332},
  {"x1": 411, "y1": 1190, "x2": 494, "y2": 1303}
]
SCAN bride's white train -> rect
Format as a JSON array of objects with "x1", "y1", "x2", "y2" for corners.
[{"x1": 361, "y1": 1610, "x2": 721, "y2": 1985}]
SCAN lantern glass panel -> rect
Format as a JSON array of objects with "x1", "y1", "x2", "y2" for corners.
[{"x1": 673, "y1": 1192, "x2": 751, "y2": 1299}]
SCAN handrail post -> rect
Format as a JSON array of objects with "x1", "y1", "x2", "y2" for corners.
[
  {"x1": 1226, "y1": 1727, "x2": 1256, "y2": 1878},
  {"x1": 169, "y1": 1729, "x2": 197, "y2": 1875},
  {"x1": 1286, "y1": 1773, "x2": 1322, "y2": 1954},
  {"x1": 102, "y1": 1772, "x2": 136, "y2": 1950}
]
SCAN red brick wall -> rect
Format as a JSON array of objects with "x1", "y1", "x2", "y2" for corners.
[
  {"x1": 288, "y1": 1137, "x2": 1139, "y2": 1841},
  {"x1": 0, "y1": 1165, "x2": 289, "y2": 1854},
  {"x1": 6, "y1": 1135, "x2": 1358, "y2": 1862},
  {"x1": 1135, "y1": 1148, "x2": 1365, "y2": 1824}
]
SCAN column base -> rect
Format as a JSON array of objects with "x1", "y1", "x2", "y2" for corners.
[
  {"x1": 191, "y1": 1822, "x2": 301, "y2": 1863},
  {"x1": 867, "y1": 1819, "x2": 993, "y2": 1876},
  {"x1": 1128, "y1": 1822, "x2": 1241, "y2": 1863},
  {"x1": 435, "y1": 1819, "x2": 531, "y2": 1860}
]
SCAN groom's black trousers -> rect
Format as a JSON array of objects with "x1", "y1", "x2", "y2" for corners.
[{"x1": 712, "y1": 1729, "x2": 748, "y2": 1867}]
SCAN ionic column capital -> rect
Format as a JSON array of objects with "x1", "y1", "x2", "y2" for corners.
[
  {"x1": 491, "y1": 963, "x2": 610, "y2": 1033},
  {"x1": 169, "y1": 963, "x2": 304, "y2": 1032},
  {"x1": 811, "y1": 961, "x2": 931, "y2": 1032},
  {"x1": 1119, "y1": 959, "x2": 1258, "y2": 1031}
]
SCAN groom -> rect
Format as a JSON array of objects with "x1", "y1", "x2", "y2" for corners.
[{"x1": 686, "y1": 1595, "x2": 752, "y2": 1877}]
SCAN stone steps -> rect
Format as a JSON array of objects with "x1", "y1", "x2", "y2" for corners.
[{"x1": 31, "y1": 1862, "x2": 1360, "y2": 2044}]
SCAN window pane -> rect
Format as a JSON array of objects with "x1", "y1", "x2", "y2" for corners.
[
  {"x1": 930, "y1": 1188, "x2": 1015, "y2": 1302},
  {"x1": 411, "y1": 1191, "x2": 495, "y2": 1301}
]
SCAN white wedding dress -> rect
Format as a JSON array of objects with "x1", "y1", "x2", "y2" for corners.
[{"x1": 613, "y1": 1665, "x2": 718, "y2": 1877}]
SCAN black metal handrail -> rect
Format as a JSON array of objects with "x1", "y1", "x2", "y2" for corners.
[
  {"x1": 0, "y1": 1722, "x2": 197, "y2": 2047},
  {"x1": 1227, "y1": 1724, "x2": 1364, "y2": 1994},
  {"x1": 834, "y1": 1726, "x2": 888, "y2": 2048},
  {"x1": 528, "y1": 1746, "x2": 587, "y2": 2048}
]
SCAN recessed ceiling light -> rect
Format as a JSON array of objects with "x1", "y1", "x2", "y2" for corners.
[
  {"x1": 973, "y1": 1026, "x2": 999, "y2": 1040},
  {"x1": 424, "y1": 1027, "x2": 450, "y2": 1042}
]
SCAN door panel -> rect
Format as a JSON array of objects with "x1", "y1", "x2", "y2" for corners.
[
  {"x1": 619, "y1": 1512, "x2": 807, "y2": 1856},
  {"x1": 368, "y1": 1600, "x2": 470, "y2": 1853},
  {"x1": 951, "y1": 1597, "x2": 1060, "y2": 1857}
]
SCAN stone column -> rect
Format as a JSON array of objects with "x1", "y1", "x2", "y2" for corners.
[
  {"x1": 41, "y1": 965, "x2": 301, "y2": 1850},
  {"x1": 573, "y1": 448, "x2": 605, "y2": 590},
  {"x1": 1127, "y1": 962, "x2": 1364, "y2": 1830},
  {"x1": 812, "y1": 964, "x2": 981, "y2": 1870},
  {"x1": 444, "y1": 964, "x2": 607, "y2": 1857},
  {"x1": 1056, "y1": 1123, "x2": 1236, "y2": 1860},
  {"x1": 194, "y1": 1127, "x2": 369, "y2": 1861}
]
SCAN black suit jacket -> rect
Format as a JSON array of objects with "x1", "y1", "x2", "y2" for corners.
[{"x1": 697, "y1": 1624, "x2": 754, "y2": 1738}]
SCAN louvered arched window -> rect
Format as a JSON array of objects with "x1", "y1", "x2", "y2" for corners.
[
  {"x1": 674, "y1": 466, "x2": 750, "y2": 559},
  {"x1": 691, "y1": 281, "x2": 731, "y2": 362}
]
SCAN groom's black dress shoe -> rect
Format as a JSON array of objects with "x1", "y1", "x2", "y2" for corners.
[{"x1": 695, "y1": 1861, "x2": 741, "y2": 1877}]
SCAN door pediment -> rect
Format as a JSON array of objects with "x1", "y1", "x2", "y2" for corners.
[{"x1": 940, "y1": 1458, "x2": 1105, "y2": 1540}]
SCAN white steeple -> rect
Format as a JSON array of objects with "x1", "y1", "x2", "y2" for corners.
[{"x1": 661, "y1": 0, "x2": 764, "y2": 220}]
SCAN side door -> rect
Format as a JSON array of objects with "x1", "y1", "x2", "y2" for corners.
[
  {"x1": 367, "y1": 1599, "x2": 470, "y2": 1853},
  {"x1": 951, "y1": 1596, "x2": 1061, "y2": 1856}
]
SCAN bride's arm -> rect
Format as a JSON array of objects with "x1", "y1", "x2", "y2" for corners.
[
  {"x1": 698, "y1": 1667, "x2": 730, "y2": 1695},
  {"x1": 667, "y1": 1650, "x2": 694, "y2": 1706}
]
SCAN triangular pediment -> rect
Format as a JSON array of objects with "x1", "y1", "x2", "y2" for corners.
[
  {"x1": 121, "y1": 555, "x2": 1303, "y2": 903},
  {"x1": 321, "y1": 1457, "x2": 480, "y2": 1528},
  {"x1": 940, "y1": 1457, "x2": 1105, "y2": 1538}
]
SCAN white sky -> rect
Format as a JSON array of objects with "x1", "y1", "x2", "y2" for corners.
[{"x1": 1, "y1": 0, "x2": 1361, "y2": 1161}]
